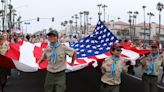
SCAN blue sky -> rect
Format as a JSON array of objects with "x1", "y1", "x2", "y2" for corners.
[{"x1": 11, "y1": 0, "x2": 164, "y2": 33}]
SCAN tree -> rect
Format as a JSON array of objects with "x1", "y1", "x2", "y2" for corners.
[
  {"x1": 69, "y1": 20, "x2": 73, "y2": 25},
  {"x1": 64, "y1": 20, "x2": 68, "y2": 25}
]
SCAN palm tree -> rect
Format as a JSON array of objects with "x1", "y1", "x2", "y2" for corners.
[
  {"x1": 64, "y1": 20, "x2": 68, "y2": 25},
  {"x1": 69, "y1": 20, "x2": 73, "y2": 31},
  {"x1": 147, "y1": 12, "x2": 154, "y2": 43},
  {"x1": 89, "y1": 17, "x2": 92, "y2": 25},
  {"x1": 71, "y1": 16, "x2": 75, "y2": 31},
  {"x1": 61, "y1": 22, "x2": 67, "y2": 33},
  {"x1": 69, "y1": 20, "x2": 73, "y2": 25},
  {"x1": 74, "y1": 14, "x2": 79, "y2": 34},
  {"x1": 156, "y1": 2, "x2": 164, "y2": 40},
  {"x1": 127, "y1": 11, "x2": 132, "y2": 39},
  {"x1": 117, "y1": 17, "x2": 121, "y2": 21},
  {"x1": 97, "y1": 4, "x2": 102, "y2": 19},
  {"x1": 102, "y1": 5, "x2": 108, "y2": 23},
  {"x1": 79, "y1": 12, "x2": 83, "y2": 32},
  {"x1": 1, "y1": 0, "x2": 5, "y2": 31},
  {"x1": 133, "y1": 11, "x2": 139, "y2": 39},
  {"x1": 142, "y1": 5, "x2": 146, "y2": 46},
  {"x1": 83, "y1": 11, "x2": 86, "y2": 34},
  {"x1": 84, "y1": 11, "x2": 89, "y2": 34},
  {"x1": 134, "y1": 11, "x2": 139, "y2": 25},
  {"x1": 61, "y1": 22, "x2": 64, "y2": 27},
  {"x1": 97, "y1": 4, "x2": 102, "y2": 12}
]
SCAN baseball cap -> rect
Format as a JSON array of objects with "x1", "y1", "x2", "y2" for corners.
[{"x1": 47, "y1": 30, "x2": 59, "y2": 38}]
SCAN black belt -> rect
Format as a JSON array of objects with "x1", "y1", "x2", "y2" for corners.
[
  {"x1": 143, "y1": 73, "x2": 157, "y2": 78},
  {"x1": 101, "y1": 82, "x2": 119, "y2": 88},
  {"x1": 48, "y1": 70, "x2": 65, "y2": 74}
]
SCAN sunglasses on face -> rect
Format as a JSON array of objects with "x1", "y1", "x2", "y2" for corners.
[
  {"x1": 116, "y1": 49, "x2": 122, "y2": 52},
  {"x1": 151, "y1": 46, "x2": 158, "y2": 48}
]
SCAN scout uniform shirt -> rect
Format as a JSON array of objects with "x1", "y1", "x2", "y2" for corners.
[
  {"x1": 0, "y1": 41, "x2": 10, "y2": 55},
  {"x1": 101, "y1": 56, "x2": 128, "y2": 85},
  {"x1": 141, "y1": 53, "x2": 164, "y2": 76},
  {"x1": 43, "y1": 44, "x2": 74, "y2": 73}
]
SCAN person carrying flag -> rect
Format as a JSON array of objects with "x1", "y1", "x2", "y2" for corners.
[
  {"x1": 37, "y1": 30, "x2": 76, "y2": 92},
  {"x1": 0, "y1": 33, "x2": 10, "y2": 92},
  {"x1": 136, "y1": 40, "x2": 164, "y2": 92},
  {"x1": 100, "y1": 43, "x2": 130, "y2": 92}
]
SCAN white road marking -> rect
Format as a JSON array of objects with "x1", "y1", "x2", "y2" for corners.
[{"x1": 126, "y1": 73, "x2": 164, "y2": 89}]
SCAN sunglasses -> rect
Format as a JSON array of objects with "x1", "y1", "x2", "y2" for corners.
[
  {"x1": 151, "y1": 46, "x2": 158, "y2": 48},
  {"x1": 116, "y1": 49, "x2": 122, "y2": 52}
]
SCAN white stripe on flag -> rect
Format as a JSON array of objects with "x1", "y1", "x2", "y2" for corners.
[
  {"x1": 95, "y1": 54, "x2": 109, "y2": 59},
  {"x1": 122, "y1": 48, "x2": 140, "y2": 65},
  {"x1": 15, "y1": 42, "x2": 39, "y2": 72}
]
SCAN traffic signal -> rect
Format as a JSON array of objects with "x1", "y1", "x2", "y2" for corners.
[
  {"x1": 52, "y1": 17, "x2": 54, "y2": 22},
  {"x1": 37, "y1": 17, "x2": 39, "y2": 22}
]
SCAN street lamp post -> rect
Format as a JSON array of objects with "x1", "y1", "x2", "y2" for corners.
[
  {"x1": 142, "y1": 5, "x2": 146, "y2": 48},
  {"x1": 147, "y1": 12, "x2": 154, "y2": 44},
  {"x1": 157, "y1": 2, "x2": 164, "y2": 41}
]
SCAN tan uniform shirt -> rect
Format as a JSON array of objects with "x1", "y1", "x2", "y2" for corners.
[
  {"x1": 43, "y1": 44, "x2": 74, "y2": 73},
  {"x1": 0, "y1": 41, "x2": 10, "y2": 55},
  {"x1": 101, "y1": 56, "x2": 128, "y2": 85},
  {"x1": 141, "y1": 53, "x2": 164, "y2": 76}
]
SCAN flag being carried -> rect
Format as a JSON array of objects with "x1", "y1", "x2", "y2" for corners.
[{"x1": 0, "y1": 20, "x2": 145, "y2": 72}]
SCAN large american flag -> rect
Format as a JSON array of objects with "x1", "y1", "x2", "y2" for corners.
[
  {"x1": 69, "y1": 20, "x2": 119, "y2": 58},
  {"x1": 66, "y1": 20, "x2": 139, "y2": 71}
]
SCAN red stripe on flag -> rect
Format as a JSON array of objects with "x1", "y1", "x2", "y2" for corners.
[
  {"x1": 121, "y1": 54, "x2": 129, "y2": 58},
  {"x1": 41, "y1": 42, "x2": 48, "y2": 48},
  {"x1": 88, "y1": 56, "x2": 98, "y2": 60},
  {"x1": 6, "y1": 42, "x2": 20, "y2": 60},
  {"x1": 75, "y1": 58, "x2": 87, "y2": 64},
  {"x1": 33, "y1": 45, "x2": 48, "y2": 69},
  {"x1": 33, "y1": 46, "x2": 44, "y2": 63}
]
